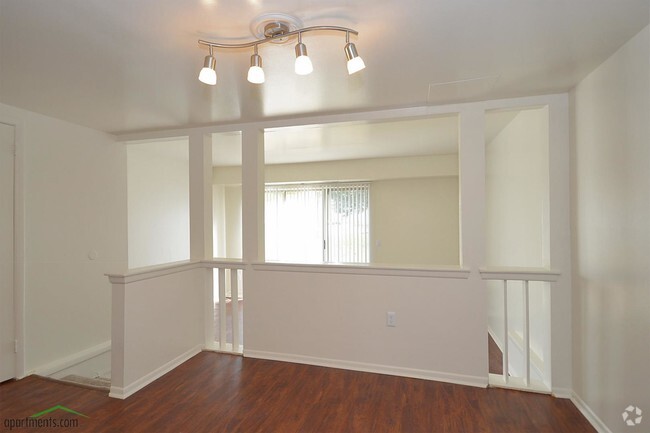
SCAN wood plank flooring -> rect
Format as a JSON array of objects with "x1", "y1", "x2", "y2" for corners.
[{"x1": 0, "y1": 352, "x2": 595, "y2": 433}]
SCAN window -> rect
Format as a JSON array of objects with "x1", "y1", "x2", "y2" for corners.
[{"x1": 265, "y1": 182, "x2": 370, "y2": 264}]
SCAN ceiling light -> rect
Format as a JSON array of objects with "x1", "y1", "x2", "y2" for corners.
[
  {"x1": 197, "y1": 21, "x2": 365, "y2": 85},
  {"x1": 247, "y1": 46, "x2": 265, "y2": 84},
  {"x1": 198, "y1": 47, "x2": 217, "y2": 85},
  {"x1": 294, "y1": 34, "x2": 313, "y2": 76},
  {"x1": 344, "y1": 32, "x2": 365, "y2": 75}
]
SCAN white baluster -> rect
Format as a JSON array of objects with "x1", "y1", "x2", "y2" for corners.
[
  {"x1": 218, "y1": 268, "x2": 227, "y2": 349},
  {"x1": 503, "y1": 279, "x2": 509, "y2": 383},
  {"x1": 231, "y1": 269, "x2": 240, "y2": 353},
  {"x1": 523, "y1": 280, "x2": 530, "y2": 387}
]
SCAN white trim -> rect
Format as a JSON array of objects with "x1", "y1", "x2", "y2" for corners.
[
  {"x1": 204, "y1": 343, "x2": 244, "y2": 356},
  {"x1": 244, "y1": 350, "x2": 487, "y2": 388},
  {"x1": 32, "y1": 340, "x2": 111, "y2": 377},
  {"x1": 1, "y1": 114, "x2": 26, "y2": 379},
  {"x1": 116, "y1": 93, "x2": 568, "y2": 142},
  {"x1": 201, "y1": 259, "x2": 247, "y2": 270},
  {"x1": 106, "y1": 260, "x2": 203, "y2": 284},
  {"x1": 488, "y1": 374, "x2": 550, "y2": 394},
  {"x1": 107, "y1": 259, "x2": 248, "y2": 284},
  {"x1": 551, "y1": 387, "x2": 572, "y2": 399},
  {"x1": 571, "y1": 391, "x2": 613, "y2": 433},
  {"x1": 252, "y1": 262, "x2": 471, "y2": 279},
  {"x1": 109, "y1": 345, "x2": 201, "y2": 400},
  {"x1": 479, "y1": 267, "x2": 560, "y2": 282}
]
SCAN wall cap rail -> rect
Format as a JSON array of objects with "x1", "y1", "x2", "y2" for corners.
[
  {"x1": 106, "y1": 259, "x2": 247, "y2": 284},
  {"x1": 479, "y1": 267, "x2": 560, "y2": 282},
  {"x1": 107, "y1": 259, "x2": 474, "y2": 284},
  {"x1": 252, "y1": 262, "x2": 471, "y2": 279}
]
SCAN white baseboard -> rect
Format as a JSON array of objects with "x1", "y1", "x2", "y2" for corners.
[
  {"x1": 571, "y1": 391, "x2": 613, "y2": 433},
  {"x1": 551, "y1": 387, "x2": 572, "y2": 399},
  {"x1": 244, "y1": 350, "x2": 487, "y2": 388},
  {"x1": 109, "y1": 345, "x2": 201, "y2": 400},
  {"x1": 32, "y1": 340, "x2": 111, "y2": 377}
]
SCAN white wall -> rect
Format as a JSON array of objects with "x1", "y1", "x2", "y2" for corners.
[
  {"x1": 245, "y1": 269, "x2": 486, "y2": 385},
  {"x1": 241, "y1": 108, "x2": 488, "y2": 389},
  {"x1": 371, "y1": 176, "x2": 459, "y2": 265},
  {"x1": 213, "y1": 154, "x2": 459, "y2": 185},
  {"x1": 224, "y1": 186, "x2": 242, "y2": 259},
  {"x1": 0, "y1": 102, "x2": 127, "y2": 374},
  {"x1": 110, "y1": 267, "x2": 206, "y2": 398},
  {"x1": 485, "y1": 107, "x2": 551, "y2": 384},
  {"x1": 127, "y1": 140, "x2": 190, "y2": 268},
  {"x1": 485, "y1": 108, "x2": 550, "y2": 268},
  {"x1": 212, "y1": 184, "x2": 242, "y2": 259},
  {"x1": 212, "y1": 185, "x2": 227, "y2": 257},
  {"x1": 571, "y1": 25, "x2": 649, "y2": 433}
]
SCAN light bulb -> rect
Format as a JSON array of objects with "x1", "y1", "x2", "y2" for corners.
[
  {"x1": 344, "y1": 42, "x2": 365, "y2": 75},
  {"x1": 198, "y1": 55, "x2": 217, "y2": 85},
  {"x1": 247, "y1": 53, "x2": 265, "y2": 84},
  {"x1": 347, "y1": 56, "x2": 365, "y2": 75},
  {"x1": 294, "y1": 42, "x2": 313, "y2": 75},
  {"x1": 248, "y1": 66, "x2": 265, "y2": 84}
]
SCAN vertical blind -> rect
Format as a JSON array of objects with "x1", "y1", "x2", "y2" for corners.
[{"x1": 265, "y1": 182, "x2": 370, "y2": 264}]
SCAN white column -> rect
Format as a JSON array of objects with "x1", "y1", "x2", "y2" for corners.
[
  {"x1": 548, "y1": 94, "x2": 572, "y2": 395},
  {"x1": 189, "y1": 132, "x2": 213, "y2": 260},
  {"x1": 189, "y1": 132, "x2": 214, "y2": 350},
  {"x1": 109, "y1": 281, "x2": 125, "y2": 398},
  {"x1": 241, "y1": 127, "x2": 264, "y2": 263},
  {"x1": 458, "y1": 107, "x2": 488, "y2": 375},
  {"x1": 459, "y1": 108, "x2": 486, "y2": 270}
]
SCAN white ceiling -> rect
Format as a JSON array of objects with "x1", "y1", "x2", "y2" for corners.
[
  {"x1": 210, "y1": 110, "x2": 519, "y2": 166},
  {"x1": 0, "y1": 1, "x2": 648, "y2": 135}
]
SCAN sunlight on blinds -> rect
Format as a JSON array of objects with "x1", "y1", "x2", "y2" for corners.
[
  {"x1": 265, "y1": 183, "x2": 369, "y2": 264},
  {"x1": 265, "y1": 184, "x2": 324, "y2": 263}
]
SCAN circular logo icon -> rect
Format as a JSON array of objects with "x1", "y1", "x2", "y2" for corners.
[{"x1": 622, "y1": 405, "x2": 642, "y2": 427}]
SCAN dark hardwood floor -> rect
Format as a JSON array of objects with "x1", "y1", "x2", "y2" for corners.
[{"x1": 0, "y1": 352, "x2": 595, "y2": 433}]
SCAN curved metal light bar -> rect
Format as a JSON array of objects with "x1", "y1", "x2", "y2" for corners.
[
  {"x1": 198, "y1": 25, "x2": 359, "y2": 50},
  {"x1": 197, "y1": 25, "x2": 364, "y2": 85}
]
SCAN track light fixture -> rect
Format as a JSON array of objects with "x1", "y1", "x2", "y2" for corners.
[
  {"x1": 247, "y1": 45, "x2": 265, "y2": 84},
  {"x1": 198, "y1": 46, "x2": 217, "y2": 85},
  {"x1": 198, "y1": 22, "x2": 365, "y2": 85},
  {"x1": 294, "y1": 33, "x2": 313, "y2": 76},
  {"x1": 344, "y1": 31, "x2": 366, "y2": 75}
]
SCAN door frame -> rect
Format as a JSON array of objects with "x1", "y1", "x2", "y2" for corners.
[{"x1": 0, "y1": 115, "x2": 25, "y2": 379}]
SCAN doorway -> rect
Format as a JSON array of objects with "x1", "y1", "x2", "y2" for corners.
[{"x1": 0, "y1": 122, "x2": 15, "y2": 382}]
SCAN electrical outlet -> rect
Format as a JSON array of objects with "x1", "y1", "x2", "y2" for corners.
[{"x1": 386, "y1": 311, "x2": 396, "y2": 327}]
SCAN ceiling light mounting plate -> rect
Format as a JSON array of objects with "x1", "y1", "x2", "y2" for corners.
[
  {"x1": 264, "y1": 22, "x2": 290, "y2": 39},
  {"x1": 251, "y1": 13, "x2": 303, "y2": 44}
]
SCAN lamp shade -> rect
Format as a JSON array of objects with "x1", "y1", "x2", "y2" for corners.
[
  {"x1": 294, "y1": 43, "x2": 313, "y2": 75},
  {"x1": 344, "y1": 43, "x2": 365, "y2": 75},
  {"x1": 198, "y1": 55, "x2": 217, "y2": 85},
  {"x1": 247, "y1": 54, "x2": 265, "y2": 84}
]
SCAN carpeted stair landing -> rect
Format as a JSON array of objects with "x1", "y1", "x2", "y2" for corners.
[{"x1": 57, "y1": 374, "x2": 111, "y2": 391}]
